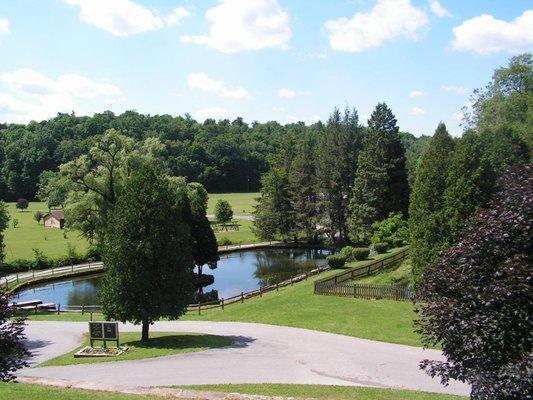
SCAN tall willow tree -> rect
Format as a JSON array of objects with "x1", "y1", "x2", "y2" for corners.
[
  {"x1": 349, "y1": 103, "x2": 409, "y2": 243},
  {"x1": 409, "y1": 123, "x2": 455, "y2": 281},
  {"x1": 100, "y1": 165, "x2": 195, "y2": 342}
]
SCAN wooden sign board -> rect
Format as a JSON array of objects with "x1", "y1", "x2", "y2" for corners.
[{"x1": 88, "y1": 322, "x2": 119, "y2": 347}]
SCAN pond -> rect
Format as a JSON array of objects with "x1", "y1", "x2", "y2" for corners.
[{"x1": 13, "y1": 248, "x2": 330, "y2": 306}]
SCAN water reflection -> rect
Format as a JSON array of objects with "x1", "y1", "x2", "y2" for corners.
[{"x1": 15, "y1": 248, "x2": 331, "y2": 305}]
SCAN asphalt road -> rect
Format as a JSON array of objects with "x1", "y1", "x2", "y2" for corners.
[{"x1": 20, "y1": 320, "x2": 469, "y2": 397}]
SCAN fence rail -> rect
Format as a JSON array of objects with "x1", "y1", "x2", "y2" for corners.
[
  {"x1": 316, "y1": 282, "x2": 414, "y2": 300},
  {"x1": 314, "y1": 248, "x2": 410, "y2": 299}
]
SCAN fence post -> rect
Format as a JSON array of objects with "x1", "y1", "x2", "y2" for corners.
[
  {"x1": 198, "y1": 302, "x2": 201, "y2": 315},
  {"x1": 4, "y1": 277, "x2": 7, "y2": 289},
  {"x1": 57, "y1": 304, "x2": 61, "y2": 315},
  {"x1": 16, "y1": 274, "x2": 19, "y2": 283},
  {"x1": 221, "y1": 298, "x2": 224, "y2": 310},
  {"x1": 35, "y1": 305, "x2": 38, "y2": 314},
  {"x1": 260, "y1": 287, "x2": 262, "y2": 298},
  {"x1": 276, "y1": 283, "x2": 279, "y2": 292},
  {"x1": 290, "y1": 278, "x2": 293, "y2": 286},
  {"x1": 82, "y1": 305, "x2": 85, "y2": 315},
  {"x1": 32, "y1": 270, "x2": 35, "y2": 279},
  {"x1": 241, "y1": 292, "x2": 244, "y2": 303}
]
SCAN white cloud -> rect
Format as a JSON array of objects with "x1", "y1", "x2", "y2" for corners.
[
  {"x1": 63, "y1": 0, "x2": 190, "y2": 37},
  {"x1": 410, "y1": 106, "x2": 426, "y2": 116},
  {"x1": 451, "y1": 11, "x2": 533, "y2": 55},
  {"x1": 429, "y1": 1, "x2": 451, "y2": 18},
  {"x1": 272, "y1": 106, "x2": 286, "y2": 112},
  {"x1": 0, "y1": 17, "x2": 10, "y2": 36},
  {"x1": 324, "y1": 0, "x2": 428, "y2": 52},
  {"x1": 409, "y1": 90, "x2": 424, "y2": 98},
  {"x1": 194, "y1": 107, "x2": 231, "y2": 121},
  {"x1": 0, "y1": 68, "x2": 121, "y2": 123},
  {"x1": 451, "y1": 112, "x2": 463, "y2": 121},
  {"x1": 187, "y1": 73, "x2": 248, "y2": 99},
  {"x1": 180, "y1": 0, "x2": 291, "y2": 53},
  {"x1": 166, "y1": 7, "x2": 191, "y2": 26},
  {"x1": 441, "y1": 85, "x2": 467, "y2": 95},
  {"x1": 278, "y1": 88, "x2": 311, "y2": 99}
]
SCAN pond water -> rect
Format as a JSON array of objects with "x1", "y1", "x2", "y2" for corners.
[{"x1": 14, "y1": 248, "x2": 330, "y2": 306}]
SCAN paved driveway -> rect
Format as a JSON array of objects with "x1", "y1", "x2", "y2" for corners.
[{"x1": 21, "y1": 321, "x2": 469, "y2": 397}]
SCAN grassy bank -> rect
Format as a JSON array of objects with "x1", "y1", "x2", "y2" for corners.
[
  {"x1": 180, "y1": 384, "x2": 467, "y2": 400},
  {"x1": 40, "y1": 331, "x2": 233, "y2": 367},
  {"x1": 207, "y1": 192, "x2": 258, "y2": 215}
]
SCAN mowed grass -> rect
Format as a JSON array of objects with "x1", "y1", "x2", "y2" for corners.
[
  {"x1": 3, "y1": 193, "x2": 259, "y2": 262},
  {"x1": 0, "y1": 383, "x2": 174, "y2": 400},
  {"x1": 207, "y1": 192, "x2": 258, "y2": 215},
  {"x1": 353, "y1": 259, "x2": 413, "y2": 286},
  {"x1": 180, "y1": 384, "x2": 467, "y2": 400},
  {"x1": 25, "y1": 248, "x2": 421, "y2": 347},
  {"x1": 3, "y1": 201, "x2": 89, "y2": 262},
  {"x1": 40, "y1": 331, "x2": 233, "y2": 367}
]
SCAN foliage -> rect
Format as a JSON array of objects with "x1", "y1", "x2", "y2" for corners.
[
  {"x1": 392, "y1": 238, "x2": 403, "y2": 248},
  {"x1": 11, "y1": 219, "x2": 18, "y2": 229},
  {"x1": 0, "y1": 202, "x2": 9, "y2": 262},
  {"x1": 339, "y1": 246, "x2": 355, "y2": 260},
  {"x1": 37, "y1": 171, "x2": 72, "y2": 209},
  {"x1": 214, "y1": 199, "x2": 233, "y2": 225},
  {"x1": 15, "y1": 198, "x2": 28, "y2": 211},
  {"x1": 0, "y1": 289, "x2": 30, "y2": 381},
  {"x1": 415, "y1": 165, "x2": 532, "y2": 399},
  {"x1": 351, "y1": 247, "x2": 370, "y2": 261},
  {"x1": 349, "y1": 103, "x2": 409, "y2": 243},
  {"x1": 371, "y1": 212, "x2": 409, "y2": 246},
  {"x1": 373, "y1": 243, "x2": 389, "y2": 254},
  {"x1": 33, "y1": 210, "x2": 43, "y2": 224},
  {"x1": 100, "y1": 165, "x2": 195, "y2": 342},
  {"x1": 409, "y1": 123, "x2": 455, "y2": 281},
  {"x1": 217, "y1": 237, "x2": 233, "y2": 246},
  {"x1": 326, "y1": 254, "x2": 347, "y2": 269}
]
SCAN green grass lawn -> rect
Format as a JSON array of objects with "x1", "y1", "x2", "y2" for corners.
[
  {"x1": 0, "y1": 383, "x2": 172, "y2": 400},
  {"x1": 180, "y1": 384, "x2": 467, "y2": 400},
  {"x1": 40, "y1": 331, "x2": 233, "y2": 367},
  {"x1": 352, "y1": 259, "x2": 413, "y2": 285},
  {"x1": 3, "y1": 201, "x2": 89, "y2": 262},
  {"x1": 207, "y1": 192, "x2": 258, "y2": 215},
  {"x1": 214, "y1": 219, "x2": 260, "y2": 245}
]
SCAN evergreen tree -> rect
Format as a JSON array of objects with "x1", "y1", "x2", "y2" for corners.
[
  {"x1": 291, "y1": 134, "x2": 319, "y2": 241},
  {"x1": 0, "y1": 202, "x2": 9, "y2": 263},
  {"x1": 316, "y1": 107, "x2": 362, "y2": 242},
  {"x1": 253, "y1": 168, "x2": 295, "y2": 241},
  {"x1": 100, "y1": 165, "x2": 195, "y2": 342},
  {"x1": 349, "y1": 103, "x2": 409, "y2": 243},
  {"x1": 409, "y1": 123, "x2": 455, "y2": 281}
]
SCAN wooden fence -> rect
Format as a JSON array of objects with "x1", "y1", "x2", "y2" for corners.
[{"x1": 314, "y1": 247, "x2": 410, "y2": 300}]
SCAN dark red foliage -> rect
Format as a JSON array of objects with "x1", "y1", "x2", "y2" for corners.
[
  {"x1": 415, "y1": 164, "x2": 532, "y2": 399},
  {"x1": 0, "y1": 289, "x2": 30, "y2": 381}
]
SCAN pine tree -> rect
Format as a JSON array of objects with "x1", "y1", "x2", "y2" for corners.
[
  {"x1": 316, "y1": 107, "x2": 362, "y2": 242},
  {"x1": 409, "y1": 123, "x2": 455, "y2": 281},
  {"x1": 349, "y1": 103, "x2": 409, "y2": 243}
]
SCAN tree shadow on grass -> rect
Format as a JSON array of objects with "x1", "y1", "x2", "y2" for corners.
[{"x1": 124, "y1": 333, "x2": 241, "y2": 352}]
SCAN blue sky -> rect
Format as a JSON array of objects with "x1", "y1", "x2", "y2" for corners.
[{"x1": 0, "y1": 0, "x2": 532, "y2": 136}]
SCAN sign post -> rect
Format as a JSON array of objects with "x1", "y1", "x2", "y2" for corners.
[{"x1": 89, "y1": 322, "x2": 119, "y2": 348}]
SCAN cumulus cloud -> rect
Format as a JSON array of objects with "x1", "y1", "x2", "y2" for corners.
[
  {"x1": 0, "y1": 68, "x2": 121, "y2": 123},
  {"x1": 181, "y1": 0, "x2": 291, "y2": 53},
  {"x1": 187, "y1": 73, "x2": 248, "y2": 99},
  {"x1": 63, "y1": 0, "x2": 190, "y2": 37},
  {"x1": 0, "y1": 17, "x2": 10, "y2": 36},
  {"x1": 441, "y1": 85, "x2": 467, "y2": 95},
  {"x1": 409, "y1": 90, "x2": 424, "y2": 98},
  {"x1": 278, "y1": 88, "x2": 311, "y2": 99},
  {"x1": 410, "y1": 107, "x2": 426, "y2": 116},
  {"x1": 194, "y1": 106, "x2": 231, "y2": 121},
  {"x1": 324, "y1": 0, "x2": 428, "y2": 52},
  {"x1": 451, "y1": 11, "x2": 533, "y2": 55},
  {"x1": 429, "y1": 1, "x2": 452, "y2": 18}
]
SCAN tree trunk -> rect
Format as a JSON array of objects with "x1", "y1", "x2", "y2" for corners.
[{"x1": 141, "y1": 320, "x2": 149, "y2": 343}]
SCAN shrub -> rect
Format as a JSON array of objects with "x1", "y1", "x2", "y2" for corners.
[
  {"x1": 339, "y1": 246, "x2": 354, "y2": 260},
  {"x1": 371, "y1": 212, "x2": 409, "y2": 246},
  {"x1": 352, "y1": 247, "x2": 370, "y2": 260},
  {"x1": 392, "y1": 238, "x2": 403, "y2": 247},
  {"x1": 373, "y1": 242, "x2": 389, "y2": 254},
  {"x1": 218, "y1": 237, "x2": 233, "y2": 246},
  {"x1": 15, "y1": 198, "x2": 29, "y2": 212},
  {"x1": 33, "y1": 211, "x2": 43, "y2": 224},
  {"x1": 326, "y1": 254, "x2": 347, "y2": 269}
]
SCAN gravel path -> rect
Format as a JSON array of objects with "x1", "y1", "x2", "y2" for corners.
[{"x1": 20, "y1": 321, "x2": 469, "y2": 396}]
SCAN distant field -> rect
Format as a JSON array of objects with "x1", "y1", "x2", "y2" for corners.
[
  {"x1": 207, "y1": 192, "x2": 258, "y2": 215},
  {"x1": 3, "y1": 202, "x2": 89, "y2": 262},
  {"x1": 3, "y1": 193, "x2": 260, "y2": 262}
]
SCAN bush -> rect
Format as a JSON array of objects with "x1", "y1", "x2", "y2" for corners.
[
  {"x1": 352, "y1": 247, "x2": 370, "y2": 260},
  {"x1": 218, "y1": 237, "x2": 233, "y2": 246},
  {"x1": 339, "y1": 246, "x2": 354, "y2": 260},
  {"x1": 326, "y1": 254, "x2": 347, "y2": 269},
  {"x1": 15, "y1": 198, "x2": 29, "y2": 211},
  {"x1": 392, "y1": 238, "x2": 403, "y2": 248},
  {"x1": 371, "y1": 212, "x2": 409, "y2": 246},
  {"x1": 373, "y1": 242, "x2": 389, "y2": 254}
]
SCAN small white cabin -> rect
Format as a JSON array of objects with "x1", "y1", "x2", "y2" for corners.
[{"x1": 43, "y1": 210, "x2": 65, "y2": 229}]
